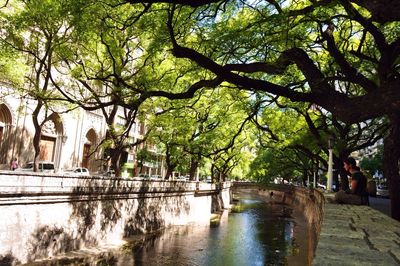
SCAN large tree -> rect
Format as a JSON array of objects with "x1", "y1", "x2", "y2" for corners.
[
  {"x1": 147, "y1": 87, "x2": 256, "y2": 180},
  {"x1": 2, "y1": 0, "x2": 399, "y2": 219},
  {"x1": 0, "y1": 0, "x2": 75, "y2": 171},
  {"x1": 111, "y1": 0, "x2": 400, "y2": 220}
]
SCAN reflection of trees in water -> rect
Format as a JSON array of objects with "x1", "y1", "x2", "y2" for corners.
[
  {"x1": 247, "y1": 201, "x2": 296, "y2": 264},
  {"x1": 17, "y1": 185, "x2": 310, "y2": 265},
  {"x1": 130, "y1": 226, "x2": 205, "y2": 265},
  {"x1": 128, "y1": 196, "x2": 304, "y2": 266}
]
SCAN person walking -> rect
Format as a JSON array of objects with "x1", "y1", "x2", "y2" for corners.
[
  {"x1": 10, "y1": 158, "x2": 18, "y2": 171},
  {"x1": 334, "y1": 157, "x2": 368, "y2": 205}
]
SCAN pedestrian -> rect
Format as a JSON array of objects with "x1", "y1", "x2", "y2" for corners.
[
  {"x1": 334, "y1": 157, "x2": 368, "y2": 205},
  {"x1": 10, "y1": 158, "x2": 18, "y2": 171}
]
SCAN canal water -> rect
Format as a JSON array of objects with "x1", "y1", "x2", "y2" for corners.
[
  {"x1": 28, "y1": 191, "x2": 310, "y2": 266},
  {"x1": 126, "y1": 192, "x2": 310, "y2": 266}
]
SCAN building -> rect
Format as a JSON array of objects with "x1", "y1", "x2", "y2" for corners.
[{"x1": 0, "y1": 91, "x2": 164, "y2": 176}]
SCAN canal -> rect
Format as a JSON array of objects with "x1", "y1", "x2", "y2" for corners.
[
  {"x1": 125, "y1": 191, "x2": 309, "y2": 266},
  {"x1": 28, "y1": 191, "x2": 310, "y2": 266}
]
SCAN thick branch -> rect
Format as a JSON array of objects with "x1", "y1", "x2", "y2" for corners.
[{"x1": 323, "y1": 31, "x2": 378, "y2": 92}]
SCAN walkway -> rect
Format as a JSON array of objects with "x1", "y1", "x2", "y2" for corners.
[
  {"x1": 369, "y1": 196, "x2": 391, "y2": 216},
  {"x1": 314, "y1": 196, "x2": 400, "y2": 265}
]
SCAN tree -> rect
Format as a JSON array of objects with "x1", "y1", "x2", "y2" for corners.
[
  {"x1": 360, "y1": 144, "x2": 384, "y2": 176},
  {"x1": 147, "y1": 87, "x2": 256, "y2": 180},
  {"x1": 249, "y1": 147, "x2": 303, "y2": 185},
  {"x1": 286, "y1": 103, "x2": 388, "y2": 190},
  {"x1": 0, "y1": 0, "x2": 75, "y2": 171},
  {"x1": 50, "y1": 1, "x2": 153, "y2": 177},
  {"x1": 3, "y1": 1, "x2": 399, "y2": 219},
  {"x1": 113, "y1": 0, "x2": 400, "y2": 220},
  {"x1": 136, "y1": 146, "x2": 153, "y2": 174},
  {"x1": 250, "y1": 103, "x2": 323, "y2": 185}
]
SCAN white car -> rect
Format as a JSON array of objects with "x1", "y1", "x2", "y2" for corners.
[
  {"x1": 150, "y1": 175, "x2": 162, "y2": 181},
  {"x1": 376, "y1": 185, "x2": 389, "y2": 197},
  {"x1": 132, "y1": 173, "x2": 150, "y2": 180},
  {"x1": 20, "y1": 161, "x2": 55, "y2": 173},
  {"x1": 63, "y1": 167, "x2": 90, "y2": 176}
]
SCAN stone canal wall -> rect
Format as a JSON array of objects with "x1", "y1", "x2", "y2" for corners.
[
  {"x1": 0, "y1": 171, "x2": 232, "y2": 265},
  {"x1": 265, "y1": 185, "x2": 325, "y2": 255}
]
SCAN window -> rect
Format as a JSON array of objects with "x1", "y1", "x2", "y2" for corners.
[
  {"x1": 117, "y1": 115, "x2": 125, "y2": 127},
  {"x1": 128, "y1": 154, "x2": 135, "y2": 163}
]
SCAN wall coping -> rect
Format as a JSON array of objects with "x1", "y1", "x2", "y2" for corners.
[{"x1": 314, "y1": 200, "x2": 400, "y2": 265}]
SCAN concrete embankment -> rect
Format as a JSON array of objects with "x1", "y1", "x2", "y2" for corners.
[{"x1": 0, "y1": 172, "x2": 231, "y2": 265}]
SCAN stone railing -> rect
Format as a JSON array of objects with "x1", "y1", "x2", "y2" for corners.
[{"x1": 0, "y1": 171, "x2": 231, "y2": 265}]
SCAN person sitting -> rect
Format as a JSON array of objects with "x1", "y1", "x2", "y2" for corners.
[{"x1": 334, "y1": 157, "x2": 368, "y2": 205}]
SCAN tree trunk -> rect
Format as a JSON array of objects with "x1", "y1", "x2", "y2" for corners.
[
  {"x1": 334, "y1": 155, "x2": 350, "y2": 191},
  {"x1": 338, "y1": 167, "x2": 349, "y2": 191},
  {"x1": 165, "y1": 167, "x2": 174, "y2": 179},
  {"x1": 303, "y1": 168, "x2": 308, "y2": 187},
  {"x1": 211, "y1": 164, "x2": 216, "y2": 183},
  {"x1": 383, "y1": 113, "x2": 400, "y2": 221},
  {"x1": 32, "y1": 103, "x2": 43, "y2": 172},
  {"x1": 332, "y1": 168, "x2": 339, "y2": 191},
  {"x1": 188, "y1": 158, "x2": 198, "y2": 181},
  {"x1": 32, "y1": 130, "x2": 41, "y2": 172},
  {"x1": 221, "y1": 171, "x2": 228, "y2": 182},
  {"x1": 164, "y1": 146, "x2": 176, "y2": 179},
  {"x1": 139, "y1": 162, "x2": 144, "y2": 174},
  {"x1": 111, "y1": 149, "x2": 122, "y2": 177}
]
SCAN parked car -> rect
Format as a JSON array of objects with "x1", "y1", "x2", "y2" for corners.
[
  {"x1": 376, "y1": 185, "x2": 389, "y2": 198},
  {"x1": 176, "y1": 176, "x2": 189, "y2": 181},
  {"x1": 132, "y1": 173, "x2": 150, "y2": 180},
  {"x1": 150, "y1": 175, "x2": 162, "y2": 181},
  {"x1": 63, "y1": 167, "x2": 90, "y2": 176},
  {"x1": 95, "y1": 170, "x2": 115, "y2": 177},
  {"x1": 20, "y1": 161, "x2": 55, "y2": 173}
]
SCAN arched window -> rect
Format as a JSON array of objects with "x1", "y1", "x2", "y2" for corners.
[
  {"x1": 40, "y1": 113, "x2": 63, "y2": 162},
  {"x1": 0, "y1": 104, "x2": 12, "y2": 144},
  {"x1": 82, "y1": 128, "x2": 97, "y2": 169},
  {"x1": 0, "y1": 104, "x2": 13, "y2": 164}
]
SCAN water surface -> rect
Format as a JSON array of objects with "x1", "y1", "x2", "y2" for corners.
[
  {"x1": 28, "y1": 192, "x2": 310, "y2": 266},
  {"x1": 129, "y1": 192, "x2": 310, "y2": 266}
]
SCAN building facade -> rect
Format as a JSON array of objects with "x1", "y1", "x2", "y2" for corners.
[{"x1": 0, "y1": 92, "x2": 164, "y2": 176}]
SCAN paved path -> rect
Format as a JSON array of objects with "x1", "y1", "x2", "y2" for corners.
[
  {"x1": 369, "y1": 196, "x2": 391, "y2": 217},
  {"x1": 314, "y1": 198, "x2": 400, "y2": 265}
]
